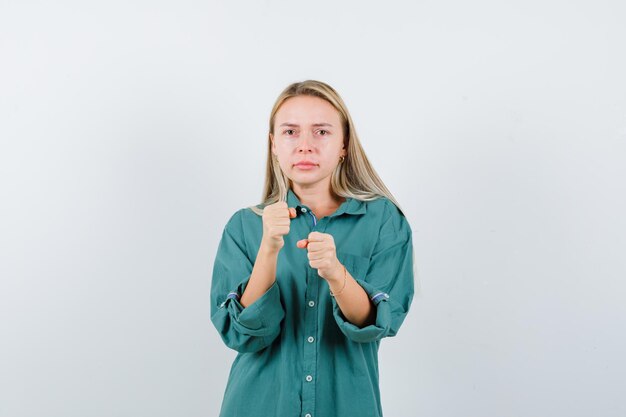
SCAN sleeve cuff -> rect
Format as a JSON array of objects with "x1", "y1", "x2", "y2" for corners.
[{"x1": 219, "y1": 279, "x2": 284, "y2": 337}]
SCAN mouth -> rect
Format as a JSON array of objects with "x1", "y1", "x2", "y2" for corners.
[{"x1": 294, "y1": 162, "x2": 318, "y2": 169}]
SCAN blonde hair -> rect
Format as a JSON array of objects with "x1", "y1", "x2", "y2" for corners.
[{"x1": 248, "y1": 79, "x2": 404, "y2": 216}]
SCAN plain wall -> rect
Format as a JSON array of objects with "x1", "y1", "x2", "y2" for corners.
[{"x1": 1, "y1": 1, "x2": 625, "y2": 416}]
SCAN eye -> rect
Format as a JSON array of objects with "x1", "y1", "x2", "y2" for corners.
[
  {"x1": 284, "y1": 129, "x2": 295, "y2": 135},
  {"x1": 318, "y1": 129, "x2": 329, "y2": 136}
]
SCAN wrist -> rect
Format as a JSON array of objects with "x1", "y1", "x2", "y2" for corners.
[
  {"x1": 326, "y1": 262, "x2": 345, "y2": 285},
  {"x1": 259, "y1": 240, "x2": 281, "y2": 257},
  {"x1": 329, "y1": 264, "x2": 347, "y2": 297}
]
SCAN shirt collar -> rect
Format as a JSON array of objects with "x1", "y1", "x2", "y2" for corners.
[{"x1": 287, "y1": 188, "x2": 366, "y2": 217}]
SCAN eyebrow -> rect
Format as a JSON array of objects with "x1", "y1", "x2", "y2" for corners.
[{"x1": 279, "y1": 123, "x2": 334, "y2": 128}]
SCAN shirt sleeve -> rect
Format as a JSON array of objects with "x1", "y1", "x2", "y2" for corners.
[
  {"x1": 331, "y1": 201, "x2": 415, "y2": 344},
  {"x1": 210, "y1": 209, "x2": 285, "y2": 353}
]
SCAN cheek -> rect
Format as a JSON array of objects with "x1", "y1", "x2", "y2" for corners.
[
  {"x1": 277, "y1": 141, "x2": 298, "y2": 151},
  {"x1": 319, "y1": 156, "x2": 339, "y2": 170}
]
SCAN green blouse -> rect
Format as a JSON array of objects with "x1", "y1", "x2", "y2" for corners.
[{"x1": 210, "y1": 188, "x2": 415, "y2": 417}]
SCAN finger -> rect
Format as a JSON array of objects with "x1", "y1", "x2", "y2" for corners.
[
  {"x1": 288, "y1": 207, "x2": 297, "y2": 219},
  {"x1": 307, "y1": 252, "x2": 324, "y2": 262},
  {"x1": 296, "y1": 239, "x2": 308, "y2": 249},
  {"x1": 306, "y1": 241, "x2": 322, "y2": 252},
  {"x1": 307, "y1": 231, "x2": 326, "y2": 242}
]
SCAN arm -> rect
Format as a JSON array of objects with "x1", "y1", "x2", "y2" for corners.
[
  {"x1": 240, "y1": 243, "x2": 280, "y2": 307},
  {"x1": 331, "y1": 201, "x2": 415, "y2": 343},
  {"x1": 210, "y1": 210, "x2": 285, "y2": 353},
  {"x1": 327, "y1": 267, "x2": 376, "y2": 328}
]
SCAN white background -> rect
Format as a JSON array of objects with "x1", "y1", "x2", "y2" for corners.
[{"x1": 1, "y1": 1, "x2": 625, "y2": 416}]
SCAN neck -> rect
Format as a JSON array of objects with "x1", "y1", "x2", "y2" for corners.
[{"x1": 291, "y1": 182, "x2": 345, "y2": 214}]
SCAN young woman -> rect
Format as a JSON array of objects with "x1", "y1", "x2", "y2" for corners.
[{"x1": 210, "y1": 80, "x2": 415, "y2": 417}]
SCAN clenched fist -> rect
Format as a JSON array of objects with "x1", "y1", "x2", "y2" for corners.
[
  {"x1": 261, "y1": 201, "x2": 297, "y2": 252},
  {"x1": 297, "y1": 231, "x2": 343, "y2": 282}
]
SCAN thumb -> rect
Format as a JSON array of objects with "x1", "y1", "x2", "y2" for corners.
[
  {"x1": 288, "y1": 207, "x2": 297, "y2": 219},
  {"x1": 296, "y1": 239, "x2": 309, "y2": 249}
]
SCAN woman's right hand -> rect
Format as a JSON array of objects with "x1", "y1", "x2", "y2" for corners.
[{"x1": 261, "y1": 201, "x2": 297, "y2": 252}]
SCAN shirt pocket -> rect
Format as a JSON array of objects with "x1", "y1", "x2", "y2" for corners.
[{"x1": 336, "y1": 250, "x2": 371, "y2": 281}]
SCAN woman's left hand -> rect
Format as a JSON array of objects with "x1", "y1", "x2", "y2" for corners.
[{"x1": 297, "y1": 232, "x2": 343, "y2": 282}]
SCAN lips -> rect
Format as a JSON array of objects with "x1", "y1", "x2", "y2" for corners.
[{"x1": 294, "y1": 161, "x2": 317, "y2": 167}]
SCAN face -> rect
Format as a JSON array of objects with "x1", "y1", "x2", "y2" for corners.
[{"x1": 270, "y1": 95, "x2": 346, "y2": 189}]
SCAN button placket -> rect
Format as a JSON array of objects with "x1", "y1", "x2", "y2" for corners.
[{"x1": 301, "y1": 218, "x2": 320, "y2": 417}]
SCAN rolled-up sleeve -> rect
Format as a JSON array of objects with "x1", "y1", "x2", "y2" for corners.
[
  {"x1": 332, "y1": 201, "x2": 415, "y2": 344},
  {"x1": 210, "y1": 210, "x2": 285, "y2": 353}
]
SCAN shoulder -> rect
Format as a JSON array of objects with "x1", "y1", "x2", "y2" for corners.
[
  {"x1": 364, "y1": 196, "x2": 405, "y2": 220},
  {"x1": 364, "y1": 196, "x2": 410, "y2": 236},
  {"x1": 224, "y1": 206, "x2": 263, "y2": 230}
]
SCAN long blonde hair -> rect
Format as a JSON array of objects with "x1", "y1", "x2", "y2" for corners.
[{"x1": 248, "y1": 80, "x2": 404, "y2": 216}]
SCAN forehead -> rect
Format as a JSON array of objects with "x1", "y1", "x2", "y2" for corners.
[{"x1": 275, "y1": 95, "x2": 340, "y2": 124}]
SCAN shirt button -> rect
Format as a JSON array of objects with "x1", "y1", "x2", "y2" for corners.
[
  {"x1": 305, "y1": 414, "x2": 312, "y2": 417},
  {"x1": 307, "y1": 336, "x2": 315, "y2": 343},
  {"x1": 302, "y1": 207, "x2": 308, "y2": 213},
  {"x1": 305, "y1": 375, "x2": 313, "y2": 382},
  {"x1": 308, "y1": 300, "x2": 315, "y2": 307}
]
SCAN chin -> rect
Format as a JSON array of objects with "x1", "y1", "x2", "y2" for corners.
[
  {"x1": 289, "y1": 176, "x2": 319, "y2": 185},
  {"x1": 288, "y1": 172, "x2": 331, "y2": 186}
]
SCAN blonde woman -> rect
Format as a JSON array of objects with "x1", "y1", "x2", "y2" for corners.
[{"x1": 210, "y1": 80, "x2": 415, "y2": 417}]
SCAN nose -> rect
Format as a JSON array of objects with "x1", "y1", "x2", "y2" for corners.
[{"x1": 296, "y1": 132, "x2": 314, "y2": 153}]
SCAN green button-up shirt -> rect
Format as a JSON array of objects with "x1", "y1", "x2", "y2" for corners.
[{"x1": 210, "y1": 188, "x2": 415, "y2": 417}]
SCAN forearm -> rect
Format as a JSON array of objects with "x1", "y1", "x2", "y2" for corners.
[
  {"x1": 240, "y1": 243, "x2": 279, "y2": 308},
  {"x1": 328, "y1": 266, "x2": 376, "y2": 328}
]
